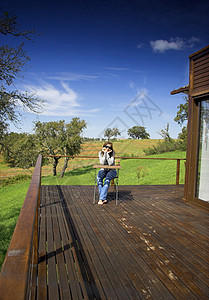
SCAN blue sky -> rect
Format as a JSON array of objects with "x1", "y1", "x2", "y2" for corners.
[{"x1": 2, "y1": 0, "x2": 209, "y2": 138}]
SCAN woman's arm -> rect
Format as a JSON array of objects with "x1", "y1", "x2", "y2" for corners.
[
  {"x1": 106, "y1": 150, "x2": 115, "y2": 165},
  {"x1": 99, "y1": 151, "x2": 106, "y2": 165}
]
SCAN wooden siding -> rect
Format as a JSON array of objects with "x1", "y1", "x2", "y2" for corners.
[
  {"x1": 193, "y1": 53, "x2": 209, "y2": 89},
  {"x1": 190, "y1": 45, "x2": 209, "y2": 97}
]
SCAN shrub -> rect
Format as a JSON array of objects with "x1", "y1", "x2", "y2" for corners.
[
  {"x1": 0, "y1": 174, "x2": 31, "y2": 187},
  {"x1": 120, "y1": 153, "x2": 130, "y2": 158},
  {"x1": 143, "y1": 140, "x2": 178, "y2": 155},
  {"x1": 136, "y1": 166, "x2": 148, "y2": 183}
]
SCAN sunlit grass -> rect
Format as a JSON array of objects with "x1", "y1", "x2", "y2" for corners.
[
  {"x1": 119, "y1": 151, "x2": 186, "y2": 185},
  {"x1": 0, "y1": 139, "x2": 163, "y2": 179},
  {"x1": 0, "y1": 180, "x2": 31, "y2": 269},
  {"x1": 41, "y1": 150, "x2": 186, "y2": 186}
]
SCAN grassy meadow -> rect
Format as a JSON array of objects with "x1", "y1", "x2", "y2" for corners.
[
  {"x1": 0, "y1": 139, "x2": 186, "y2": 269},
  {"x1": 41, "y1": 150, "x2": 186, "y2": 186},
  {"x1": 0, "y1": 139, "x2": 161, "y2": 179}
]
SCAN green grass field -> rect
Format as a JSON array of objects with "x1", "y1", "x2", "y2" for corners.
[
  {"x1": 41, "y1": 150, "x2": 186, "y2": 186},
  {"x1": 0, "y1": 139, "x2": 164, "y2": 179},
  {"x1": 0, "y1": 139, "x2": 186, "y2": 270},
  {"x1": 0, "y1": 180, "x2": 31, "y2": 269}
]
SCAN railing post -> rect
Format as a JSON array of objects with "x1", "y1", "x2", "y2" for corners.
[{"x1": 176, "y1": 159, "x2": 180, "y2": 185}]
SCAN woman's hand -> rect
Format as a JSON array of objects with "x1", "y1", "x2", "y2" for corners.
[
  {"x1": 102, "y1": 147, "x2": 112, "y2": 153},
  {"x1": 102, "y1": 145, "x2": 112, "y2": 153}
]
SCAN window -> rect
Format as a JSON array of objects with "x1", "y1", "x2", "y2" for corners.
[{"x1": 196, "y1": 99, "x2": 209, "y2": 202}]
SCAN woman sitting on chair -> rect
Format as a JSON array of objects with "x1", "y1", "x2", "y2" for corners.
[{"x1": 97, "y1": 141, "x2": 117, "y2": 205}]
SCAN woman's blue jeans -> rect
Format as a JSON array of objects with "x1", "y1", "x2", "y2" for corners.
[{"x1": 97, "y1": 169, "x2": 117, "y2": 201}]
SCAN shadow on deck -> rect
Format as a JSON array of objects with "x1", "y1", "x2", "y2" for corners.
[{"x1": 38, "y1": 185, "x2": 209, "y2": 299}]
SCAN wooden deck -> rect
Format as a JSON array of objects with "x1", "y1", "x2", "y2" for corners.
[{"x1": 37, "y1": 185, "x2": 209, "y2": 299}]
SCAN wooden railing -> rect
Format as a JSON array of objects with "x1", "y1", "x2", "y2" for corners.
[
  {"x1": 117, "y1": 156, "x2": 185, "y2": 185},
  {"x1": 0, "y1": 154, "x2": 42, "y2": 300},
  {"x1": 45, "y1": 155, "x2": 186, "y2": 185}
]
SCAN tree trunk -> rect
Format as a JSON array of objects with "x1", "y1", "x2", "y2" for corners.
[
  {"x1": 60, "y1": 157, "x2": 69, "y2": 178},
  {"x1": 53, "y1": 156, "x2": 60, "y2": 176}
]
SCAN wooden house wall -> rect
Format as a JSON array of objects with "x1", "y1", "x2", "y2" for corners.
[
  {"x1": 190, "y1": 46, "x2": 209, "y2": 97},
  {"x1": 184, "y1": 45, "x2": 209, "y2": 210}
]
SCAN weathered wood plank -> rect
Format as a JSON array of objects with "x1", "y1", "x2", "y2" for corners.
[
  {"x1": 55, "y1": 186, "x2": 84, "y2": 299},
  {"x1": 56, "y1": 186, "x2": 93, "y2": 299},
  {"x1": 78, "y1": 186, "x2": 167, "y2": 299},
  {"x1": 194, "y1": 54, "x2": 209, "y2": 67},
  {"x1": 46, "y1": 186, "x2": 60, "y2": 299},
  {"x1": 71, "y1": 196, "x2": 136, "y2": 299},
  {"x1": 111, "y1": 193, "x2": 208, "y2": 298},
  {"x1": 38, "y1": 185, "x2": 209, "y2": 300},
  {"x1": 49, "y1": 186, "x2": 72, "y2": 300},
  {"x1": 60, "y1": 186, "x2": 118, "y2": 299},
  {"x1": 37, "y1": 186, "x2": 47, "y2": 300}
]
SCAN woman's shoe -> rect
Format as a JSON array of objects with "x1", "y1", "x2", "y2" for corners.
[{"x1": 98, "y1": 200, "x2": 103, "y2": 205}]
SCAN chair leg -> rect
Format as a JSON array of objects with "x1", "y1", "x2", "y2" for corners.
[
  {"x1": 116, "y1": 183, "x2": 118, "y2": 205},
  {"x1": 93, "y1": 169, "x2": 97, "y2": 204},
  {"x1": 114, "y1": 176, "x2": 119, "y2": 205},
  {"x1": 94, "y1": 170, "x2": 119, "y2": 205},
  {"x1": 93, "y1": 183, "x2": 97, "y2": 204}
]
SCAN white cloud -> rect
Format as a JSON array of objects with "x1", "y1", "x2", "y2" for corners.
[
  {"x1": 105, "y1": 67, "x2": 130, "y2": 71},
  {"x1": 129, "y1": 81, "x2": 135, "y2": 89},
  {"x1": 45, "y1": 72, "x2": 98, "y2": 81},
  {"x1": 150, "y1": 38, "x2": 184, "y2": 53},
  {"x1": 24, "y1": 81, "x2": 100, "y2": 117},
  {"x1": 187, "y1": 37, "x2": 200, "y2": 48},
  {"x1": 137, "y1": 43, "x2": 144, "y2": 49},
  {"x1": 150, "y1": 37, "x2": 200, "y2": 53}
]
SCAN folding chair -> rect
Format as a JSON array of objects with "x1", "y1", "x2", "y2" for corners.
[{"x1": 93, "y1": 165, "x2": 121, "y2": 205}]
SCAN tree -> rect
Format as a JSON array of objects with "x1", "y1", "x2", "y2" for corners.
[
  {"x1": 34, "y1": 118, "x2": 87, "y2": 177},
  {"x1": 174, "y1": 96, "x2": 188, "y2": 126},
  {"x1": 104, "y1": 127, "x2": 121, "y2": 140},
  {"x1": 143, "y1": 123, "x2": 177, "y2": 155},
  {"x1": 59, "y1": 118, "x2": 87, "y2": 178},
  {"x1": 0, "y1": 11, "x2": 43, "y2": 134},
  {"x1": 177, "y1": 126, "x2": 187, "y2": 150},
  {"x1": 104, "y1": 128, "x2": 112, "y2": 140},
  {"x1": 34, "y1": 120, "x2": 64, "y2": 175},
  {"x1": 174, "y1": 96, "x2": 188, "y2": 149},
  {"x1": 159, "y1": 123, "x2": 172, "y2": 142},
  {"x1": 127, "y1": 126, "x2": 150, "y2": 139},
  {"x1": 112, "y1": 127, "x2": 121, "y2": 139},
  {"x1": 1, "y1": 132, "x2": 39, "y2": 169}
]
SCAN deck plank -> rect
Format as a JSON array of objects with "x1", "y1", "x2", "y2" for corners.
[
  {"x1": 127, "y1": 191, "x2": 209, "y2": 284},
  {"x1": 72, "y1": 194, "x2": 137, "y2": 299},
  {"x1": 55, "y1": 187, "x2": 84, "y2": 299},
  {"x1": 61, "y1": 186, "x2": 120, "y2": 299},
  {"x1": 106, "y1": 189, "x2": 208, "y2": 298},
  {"x1": 49, "y1": 186, "x2": 72, "y2": 299},
  {"x1": 37, "y1": 185, "x2": 47, "y2": 300},
  {"x1": 46, "y1": 186, "x2": 60, "y2": 299},
  {"x1": 76, "y1": 186, "x2": 167, "y2": 299},
  {"x1": 37, "y1": 185, "x2": 209, "y2": 299}
]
